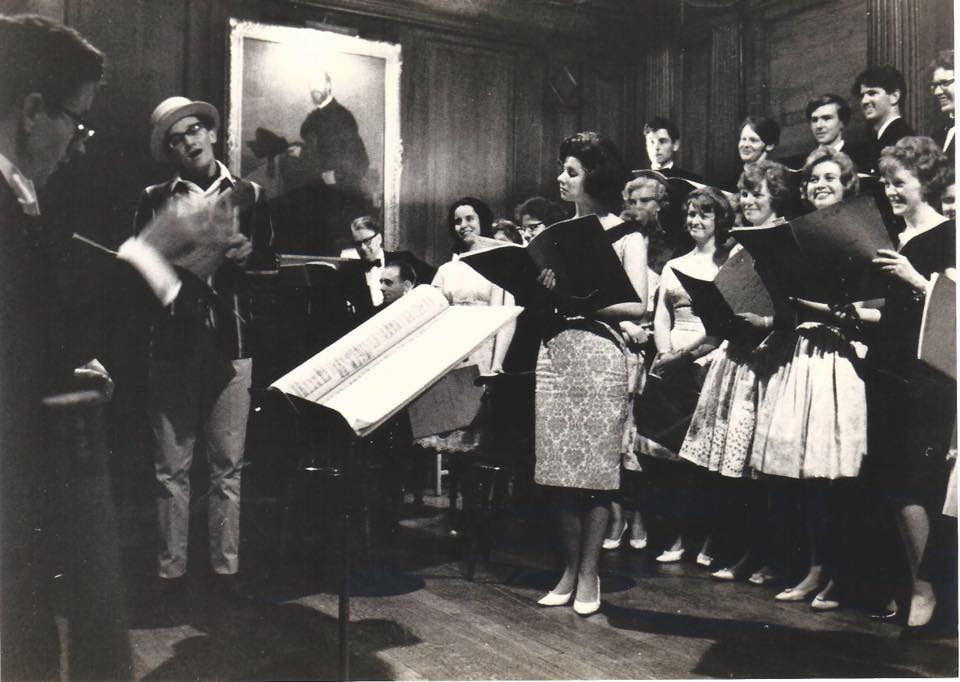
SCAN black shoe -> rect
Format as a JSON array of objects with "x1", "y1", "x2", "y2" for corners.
[{"x1": 210, "y1": 573, "x2": 254, "y2": 604}]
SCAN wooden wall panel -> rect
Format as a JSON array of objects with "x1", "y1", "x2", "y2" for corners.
[
  {"x1": 869, "y1": 0, "x2": 954, "y2": 140},
  {"x1": 680, "y1": 40, "x2": 712, "y2": 183},
  {"x1": 708, "y1": 18, "x2": 743, "y2": 186},
  {"x1": 761, "y1": 0, "x2": 869, "y2": 158}
]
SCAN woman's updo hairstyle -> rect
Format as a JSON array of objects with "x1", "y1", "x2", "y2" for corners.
[{"x1": 558, "y1": 131, "x2": 629, "y2": 211}]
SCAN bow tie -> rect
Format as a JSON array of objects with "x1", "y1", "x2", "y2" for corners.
[{"x1": 361, "y1": 260, "x2": 381, "y2": 272}]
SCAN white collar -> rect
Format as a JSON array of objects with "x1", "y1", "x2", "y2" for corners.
[
  {"x1": 0, "y1": 152, "x2": 40, "y2": 216},
  {"x1": 313, "y1": 94, "x2": 334, "y2": 110},
  {"x1": 651, "y1": 160, "x2": 673, "y2": 171},
  {"x1": 876, "y1": 115, "x2": 901, "y2": 140},
  {"x1": 172, "y1": 160, "x2": 234, "y2": 196}
]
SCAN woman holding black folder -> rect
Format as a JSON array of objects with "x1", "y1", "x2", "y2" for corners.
[
  {"x1": 867, "y1": 137, "x2": 955, "y2": 632},
  {"x1": 679, "y1": 161, "x2": 790, "y2": 583},
  {"x1": 534, "y1": 132, "x2": 649, "y2": 616},
  {"x1": 750, "y1": 147, "x2": 867, "y2": 609}
]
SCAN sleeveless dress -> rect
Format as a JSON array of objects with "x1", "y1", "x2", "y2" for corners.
[
  {"x1": 679, "y1": 246, "x2": 773, "y2": 478},
  {"x1": 632, "y1": 260, "x2": 715, "y2": 462},
  {"x1": 533, "y1": 230, "x2": 642, "y2": 490}
]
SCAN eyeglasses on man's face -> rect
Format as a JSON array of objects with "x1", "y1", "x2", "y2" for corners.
[
  {"x1": 929, "y1": 78, "x2": 955, "y2": 92},
  {"x1": 58, "y1": 105, "x2": 95, "y2": 147},
  {"x1": 167, "y1": 122, "x2": 208, "y2": 149},
  {"x1": 353, "y1": 233, "x2": 381, "y2": 249}
]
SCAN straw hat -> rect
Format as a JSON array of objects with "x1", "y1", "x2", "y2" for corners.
[{"x1": 149, "y1": 96, "x2": 220, "y2": 162}]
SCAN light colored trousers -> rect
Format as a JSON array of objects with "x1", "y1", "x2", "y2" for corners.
[{"x1": 149, "y1": 357, "x2": 252, "y2": 578}]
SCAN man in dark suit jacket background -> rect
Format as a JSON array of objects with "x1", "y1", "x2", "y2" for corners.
[
  {"x1": 347, "y1": 215, "x2": 435, "y2": 317},
  {"x1": 642, "y1": 116, "x2": 703, "y2": 252},
  {"x1": 853, "y1": 65, "x2": 915, "y2": 236},
  {"x1": 929, "y1": 49, "x2": 955, "y2": 165},
  {"x1": 0, "y1": 15, "x2": 243, "y2": 679},
  {"x1": 854, "y1": 65, "x2": 915, "y2": 174},
  {"x1": 134, "y1": 96, "x2": 275, "y2": 602}
]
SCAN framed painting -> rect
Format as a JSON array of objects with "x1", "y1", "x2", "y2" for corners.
[{"x1": 226, "y1": 19, "x2": 402, "y2": 254}]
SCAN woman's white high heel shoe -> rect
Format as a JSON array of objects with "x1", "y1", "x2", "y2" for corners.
[
  {"x1": 538, "y1": 588, "x2": 573, "y2": 607},
  {"x1": 573, "y1": 577, "x2": 601, "y2": 616}
]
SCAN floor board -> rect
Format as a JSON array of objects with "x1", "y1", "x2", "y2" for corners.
[{"x1": 115, "y1": 489, "x2": 958, "y2": 680}]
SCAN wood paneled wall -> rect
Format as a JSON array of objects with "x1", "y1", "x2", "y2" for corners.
[
  {"x1": 12, "y1": 0, "x2": 954, "y2": 265},
  {"x1": 21, "y1": 0, "x2": 664, "y2": 266}
]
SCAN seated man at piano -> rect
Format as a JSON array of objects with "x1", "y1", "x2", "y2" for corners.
[
  {"x1": 380, "y1": 258, "x2": 418, "y2": 307},
  {"x1": 348, "y1": 215, "x2": 435, "y2": 317}
]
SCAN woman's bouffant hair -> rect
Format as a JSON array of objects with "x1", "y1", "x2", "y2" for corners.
[
  {"x1": 878, "y1": 136, "x2": 952, "y2": 204},
  {"x1": 683, "y1": 186, "x2": 735, "y2": 245},
  {"x1": 513, "y1": 195, "x2": 569, "y2": 227},
  {"x1": 738, "y1": 160, "x2": 793, "y2": 218},
  {"x1": 446, "y1": 196, "x2": 494, "y2": 253},
  {"x1": 558, "y1": 131, "x2": 629, "y2": 211},
  {"x1": 800, "y1": 147, "x2": 860, "y2": 204},
  {"x1": 622, "y1": 173, "x2": 670, "y2": 212}
]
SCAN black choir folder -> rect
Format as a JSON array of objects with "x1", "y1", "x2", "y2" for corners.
[
  {"x1": 460, "y1": 214, "x2": 641, "y2": 308},
  {"x1": 918, "y1": 272, "x2": 957, "y2": 381},
  {"x1": 729, "y1": 195, "x2": 894, "y2": 304},
  {"x1": 269, "y1": 285, "x2": 521, "y2": 437},
  {"x1": 672, "y1": 248, "x2": 775, "y2": 343}
]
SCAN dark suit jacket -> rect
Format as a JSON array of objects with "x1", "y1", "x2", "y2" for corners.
[
  {"x1": 866, "y1": 117, "x2": 915, "y2": 173},
  {"x1": 0, "y1": 176, "x2": 215, "y2": 679},
  {"x1": 134, "y1": 173, "x2": 276, "y2": 360},
  {"x1": 345, "y1": 249, "x2": 437, "y2": 318},
  {"x1": 933, "y1": 124, "x2": 955, "y2": 166}
]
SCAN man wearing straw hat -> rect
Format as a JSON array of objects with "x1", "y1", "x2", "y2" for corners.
[{"x1": 135, "y1": 95, "x2": 274, "y2": 603}]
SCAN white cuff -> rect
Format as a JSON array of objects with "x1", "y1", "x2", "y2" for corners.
[{"x1": 116, "y1": 237, "x2": 182, "y2": 306}]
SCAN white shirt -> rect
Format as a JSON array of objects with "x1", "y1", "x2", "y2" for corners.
[
  {"x1": 0, "y1": 151, "x2": 39, "y2": 216},
  {"x1": 650, "y1": 160, "x2": 674, "y2": 172}
]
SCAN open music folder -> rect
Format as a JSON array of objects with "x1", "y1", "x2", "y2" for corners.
[
  {"x1": 269, "y1": 285, "x2": 521, "y2": 437},
  {"x1": 918, "y1": 272, "x2": 957, "y2": 381},
  {"x1": 729, "y1": 195, "x2": 893, "y2": 304},
  {"x1": 459, "y1": 214, "x2": 641, "y2": 309},
  {"x1": 672, "y1": 249, "x2": 774, "y2": 344}
]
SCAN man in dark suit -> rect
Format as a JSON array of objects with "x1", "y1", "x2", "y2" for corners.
[
  {"x1": 853, "y1": 65, "x2": 915, "y2": 174},
  {"x1": 134, "y1": 96, "x2": 275, "y2": 602},
  {"x1": 348, "y1": 215, "x2": 435, "y2": 316},
  {"x1": 643, "y1": 116, "x2": 703, "y2": 251},
  {"x1": 803, "y1": 93, "x2": 871, "y2": 172},
  {"x1": 643, "y1": 116, "x2": 703, "y2": 183},
  {"x1": 929, "y1": 50, "x2": 955, "y2": 165},
  {"x1": 0, "y1": 15, "x2": 243, "y2": 679}
]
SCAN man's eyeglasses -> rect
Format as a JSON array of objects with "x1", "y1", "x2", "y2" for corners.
[
  {"x1": 59, "y1": 106, "x2": 95, "y2": 146},
  {"x1": 353, "y1": 233, "x2": 381, "y2": 249},
  {"x1": 929, "y1": 78, "x2": 955, "y2": 92},
  {"x1": 167, "y1": 122, "x2": 208, "y2": 149}
]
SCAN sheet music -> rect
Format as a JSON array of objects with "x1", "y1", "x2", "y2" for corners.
[
  {"x1": 322, "y1": 305, "x2": 521, "y2": 436},
  {"x1": 270, "y1": 284, "x2": 449, "y2": 401}
]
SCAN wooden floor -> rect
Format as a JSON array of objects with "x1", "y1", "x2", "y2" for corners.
[{"x1": 116, "y1": 490, "x2": 959, "y2": 681}]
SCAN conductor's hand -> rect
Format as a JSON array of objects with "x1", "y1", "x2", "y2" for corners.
[
  {"x1": 537, "y1": 268, "x2": 557, "y2": 291},
  {"x1": 139, "y1": 190, "x2": 246, "y2": 279},
  {"x1": 73, "y1": 359, "x2": 115, "y2": 402},
  {"x1": 225, "y1": 236, "x2": 253, "y2": 266}
]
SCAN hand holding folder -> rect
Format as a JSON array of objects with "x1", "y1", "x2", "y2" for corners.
[{"x1": 460, "y1": 214, "x2": 641, "y2": 310}]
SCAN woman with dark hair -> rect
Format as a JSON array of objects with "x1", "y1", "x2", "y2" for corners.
[
  {"x1": 750, "y1": 147, "x2": 866, "y2": 610},
  {"x1": 534, "y1": 132, "x2": 648, "y2": 615},
  {"x1": 867, "y1": 136, "x2": 955, "y2": 631},
  {"x1": 417, "y1": 197, "x2": 516, "y2": 520},
  {"x1": 679, "y1": 161, "x2": 791, "y2": 582},
  {"x1": 646, "y1": 186, "x2": 733, "y2": 565}
]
